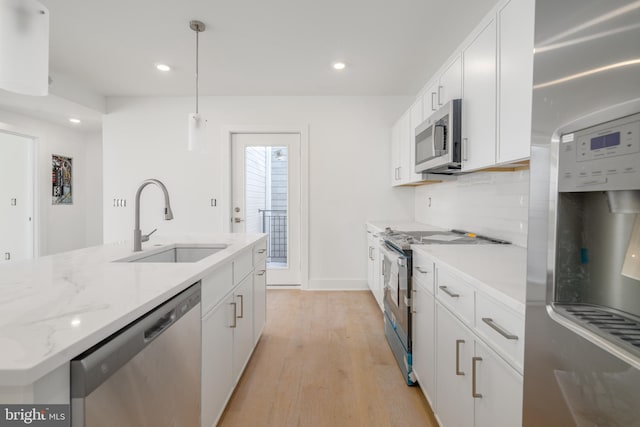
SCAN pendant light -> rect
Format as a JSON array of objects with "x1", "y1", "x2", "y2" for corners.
[
  {"x1": 188, "y1": 20, "x2": 206, "y2": 151},
  {"x1": 0, "y1": 0, "x2": 49, "y2": 96}
]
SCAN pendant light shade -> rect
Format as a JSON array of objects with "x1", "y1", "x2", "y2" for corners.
[
  {"x1": 0, "y1": 0, "x2": 49, "y2": 96},
  {"x1": 187, "y1": 20, "x2": 206, "y2": 151}
]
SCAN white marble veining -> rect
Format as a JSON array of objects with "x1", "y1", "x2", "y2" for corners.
[
  {"x1": 412, "y1": 244, "x2": 527, "y2": 313},
  {"x1": 0, "y1": 233, "x2": 265, "y2": 386}
]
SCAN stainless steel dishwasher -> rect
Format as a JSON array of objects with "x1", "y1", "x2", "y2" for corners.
[{"x1": 71, "y1": 283, "x2": 201, "y2": 427}]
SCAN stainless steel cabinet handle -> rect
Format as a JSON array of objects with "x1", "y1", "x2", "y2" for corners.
[
  {"x1": 398, "y1": 166, "x2": 402, "y2": 180},
  {"x1": 463, "y1": 137, "x2": 469, "y2": 161},
  {"x1": 230, "y1": 302, "x2": 237, "y2": 328},
  {"x1": 437, "y1": 85, "x2": 443, "y2": 106},
  {"x1": 237, "y1": 295, "x2": 244, "y2": 319},
  {"x1": 439, "y1": 285, "x2": 460, "y2": 298},
  {"x1": 472, "y1": 356, "x2": 483, "y2": 398},
  {"x1": 257, "y1": 269, "x2": 266, "y2": 276},
  {"x1": 416, "y1": 267, "x2": 429, "y2": 274},
  {"x1": 257, "y1": 248, "x2": 266, "y2": 254},
  {"x1": 368, "y1": 247, "x2": 373, "y2": 260},
  {"x1": 455, "y1": 339, "x2": 465, "y2": 375},
  {"x1": 431, "y1": 92, "x2": 436, "y2": 111},
  {"x1": 381, "y1": 259, "x2": 385, "y2": 275},
  {"x1": 482, "y1": 318, "x2": 519, "y2": 340}
]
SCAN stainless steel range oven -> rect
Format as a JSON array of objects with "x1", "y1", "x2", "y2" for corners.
[{"x1": 380, "y1": 229, "x2": 509, "y2": 385}]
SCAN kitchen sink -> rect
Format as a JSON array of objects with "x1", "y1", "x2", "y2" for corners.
[{"x1": 114, "y1": 244, "x2": 228, "y2": 263}]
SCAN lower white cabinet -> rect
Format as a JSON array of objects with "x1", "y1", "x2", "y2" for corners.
[
  {"x1": 200, "y1": 239, "x2": 267, "y2": 427},
  {"x1": 232, "y1": 274, "x2": 254, "y2": 383},
  {"x1": 412, "y1": 281, "x2": 436, "y2": 406},
  {"x1": 366, "y1": 229, "x2": 384, "y2": 311},
  {"x1": 435, "y1": 301, "x2": 523, "y2": 427},
  {"x1": 202, "y1": 294, "x2": 235, "y2": 427}
]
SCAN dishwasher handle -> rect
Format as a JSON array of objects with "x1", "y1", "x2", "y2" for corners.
[{"x1": 71, "y1": 283, "x2": 201, "y2": 399}]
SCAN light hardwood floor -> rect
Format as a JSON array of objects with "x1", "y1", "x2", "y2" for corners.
[{"x1": 217, "y1": 290, "x2": 439, "y2": 427}]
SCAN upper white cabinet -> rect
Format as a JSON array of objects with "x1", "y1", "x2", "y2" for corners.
[
  {"x1": 391, "y1": 120, "x2": 401, "y2": 186},
  {"x1": 462, "y1": 18, "x2": 497, "y2": 172},
  {"x1": 422, "y1": 55, "x2": 463, "y2": 120},
  {"x1": 391, "y1": 107, "x2": 423, "y2": 187},
  {"x1": 497, "y1": 0, "x2": 534, "y2": 163}
]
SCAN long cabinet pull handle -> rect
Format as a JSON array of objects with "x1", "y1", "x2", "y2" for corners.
[
  {"x1": 463, "y1": 137, "x2": 469, "y2": 161},
  {"x1": 397, "y1": 166, "x2": 402, "y2": 180},
  {"x1": 437, "y1": 85, "x2": 443, "y2": 106},
  {"x1": 416, "y1": 267, "x2": 429, "y2": 274},
  {"x1": 440, "y1": 285, "x2": 460, "y2": 298},
  {"x1": 237, "y1": 295, "x2": 244, "y2": 319},
  {"x1": 230, "y1": 302, "x2": 237, "y2": 328},
  {"x1": 472, "y1": 357, "x2": 483, "y2": 398},
  {"x1": 455, "y1": 339, "x2": 465, "y2": 376},
  {"x1": 381, "y1": 259, "x2": 385, "y2": 275},
  {"x1": 482, "y1": 318, "x2": 518, "y2": 340},
  {"x1": 431, "y1": 92, "x2": 436, "y2": 111}
]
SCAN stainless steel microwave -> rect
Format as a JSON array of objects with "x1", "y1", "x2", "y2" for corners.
[{"x1": 414, "y1": 99, "x2": 462, "y2": 174}]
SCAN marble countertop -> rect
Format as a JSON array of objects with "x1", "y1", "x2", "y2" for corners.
[
  {"x1": 0, "y1": 233, "x2": 265, "y2": 386},
  {"x1": 366, "y1": 220, "x2": 446, "y2": 233},
  {"x1": 412, "y1": 244, "x2": 527, "y2": 313}
]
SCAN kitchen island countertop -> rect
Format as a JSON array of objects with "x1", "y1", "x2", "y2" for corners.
[{"x1": 0, "y1": 233, "x2": 265, "y2": 387}]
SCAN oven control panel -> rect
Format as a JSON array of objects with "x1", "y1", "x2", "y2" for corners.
[{"x1": 558, "y1": 112, "x2": 640, "y2": 192}]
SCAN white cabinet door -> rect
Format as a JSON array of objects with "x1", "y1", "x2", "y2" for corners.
[
  {"x1": 253, "y1": 261, "x2": 267, "y2": 344},
  {"x1": 201, "y1": 294, "x2": 234, "y2": 427},
  {"x1": 436, "y1": 302, "x2": 475, "y2": 427},
  {"x1": 474, "y1": 340, "x2": 523, "y2": 427},
  {"x1": 497, "y1": 0, "x2": 534, "y2": 164},
  {"x1": 232, "y1": 275, "x2": 254, "y2": 382},
  {"x1": 408, "y1": 98, "x2": 424, "y2": 182},
  {"x1": 438, "y1": 55, "x2": 463, "y2": 107},
  {"x1": 422, "y1": 80, "x2": 439, "y2": 118},
  {"x1": 398, "y1": 110, "x2": 412, "y2": 184},
  {"x1": 462, "y1": 19, "x2": 497, "y2": 172},
  {"x1": 367, "y1": 232, "x2": 375, "y2": 293},
  {"x1": 413, "y1": 282, "x2": 436, "y2": 406},
  {"x1": 391, "y1": 119, "x2": 402, "y2": 186}
]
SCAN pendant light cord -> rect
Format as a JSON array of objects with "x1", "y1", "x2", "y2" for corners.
[{"x1": 195, "y1": 29, "x2": 199, "y2": 115}]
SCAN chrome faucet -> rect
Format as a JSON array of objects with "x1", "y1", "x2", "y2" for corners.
[{"x1": 133, "y1": 179, "x2": 174, "y2": 252}]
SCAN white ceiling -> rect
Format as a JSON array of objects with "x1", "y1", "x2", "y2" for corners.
[{"x1": 41, "y1": 0, "x2": 499, "y2": 97}]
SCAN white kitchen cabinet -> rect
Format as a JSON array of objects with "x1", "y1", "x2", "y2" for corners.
[
  {"x1": 232, "y1": 274, "x2": 254, "y2": 382},
  {"x1": 436, "y1": 302, "x2": 475, "y2": 427},
  {"x1": 497, "y1": 0, "x2": 534, "y2": 164},
  {"x1": 366, "y1": 228, "x2": 384, "y2": 311},
  {"x1": 462, "y1": 18, "x2": 497, "y2": 172},
  {"x1": 412, "y1": 280, "x2": 436, "y2": 406},
  {"x1": 253, "y1": 260, "x2": 267, "y2": 344},
  {"x1": 391, "y1": 119, "x2": 402, "y2": 186},
  {"x1": 202, "y1": 293, "x2": 235, "y2": 427},
  {"x1": 437, "y1": 55, "x2": 463, "y2": 107},
  {"x1": 436, "y1": 301, "x2": 523, "y2": 427},
  {"x1": 474, "y1": 339, "x2": 523, "y2": 427},
  {"x1": 422, "y1": 80, "x2": 439, "y2": 117},
  {"x1": 408, "y1": 98, "x2": 424, "y2": 182},
  {"x1": 397, "y1": 110, "x2": 412, "y2": 184}
]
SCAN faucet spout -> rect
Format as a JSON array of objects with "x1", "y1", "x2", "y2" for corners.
[{"x1": 133, "y1": 179, "x2": 174, "y2": 252}]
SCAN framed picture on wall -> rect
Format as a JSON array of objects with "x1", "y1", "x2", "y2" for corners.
[{"x1": 52, "y1": 154, "x2": 73, "y2": 205}]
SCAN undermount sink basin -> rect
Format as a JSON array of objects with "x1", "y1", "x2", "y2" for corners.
[{"x1": 115, "y1": 244, "x2": 228, "y2": 263}]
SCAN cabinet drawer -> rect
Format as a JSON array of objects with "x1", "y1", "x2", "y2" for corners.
[
  {"x1": 475, "y1": 292, "x2": 524, "y2": 373},
  {"x1": 413, "y1": 252, "x2": 435, "y2": 294},
  {"x1": 233, "y1": 249, "x2": 253, "y2": 285},
  {"x1": 201, "y1": 263, "x2": 233, "y2": 315},
  {"x1": 253, "y1": 240, "x2": 267, "y2": 264},
  {"x1": 436, "y1": 267, "x2": 475, "y2": 327}
]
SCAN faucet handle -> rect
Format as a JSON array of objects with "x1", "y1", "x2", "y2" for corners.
[{"x1": 141, "y1": 228, "x2": 157, "y2": 242}]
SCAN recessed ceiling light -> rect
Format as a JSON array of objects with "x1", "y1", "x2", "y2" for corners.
[
  {"x1": 69, "y1": 118, "x2": 81, "y2": 124},
  {"x1": 156, "y1": 64, "x2": 171, "y2": 72},
  {"x1": 333, "y1": 62, "x2": 346, "y2": 70}
]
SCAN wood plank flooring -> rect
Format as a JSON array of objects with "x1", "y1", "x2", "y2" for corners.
[{"x1": 217, "y1": 290, "x2": 438, "y2": 427}]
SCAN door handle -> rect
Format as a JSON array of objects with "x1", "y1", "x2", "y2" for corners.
[
  {"x1": 237, "y1": 295, "x2": 244, "y2": 319},
  {"x1": 482, "y1": 318, "x2": 519, "y2": 340},
  {"x1": 416, "y1": 267, "x2": 429, "y2": 274},
  {"x1": 257, "y1": 270, "x2": 266, "y2": 276},
  {"x1": 234, "y1": 217, "x2": 244, "y2": 223},
  {"x1": 463, "y1": 137, "x2": 469, "y2": 162},
  {"x1": 472, "y1": 357, "x2": 483, "y2": 398},
  {"x1": 455, "y1": 339, "x2": 465, "y2": 375},
  {"x1": 439, "y1": 285, "x2": 460, "y2": 298},
  {"x1": 230, "y1": 302, "x2": 237, "y2": 328}
]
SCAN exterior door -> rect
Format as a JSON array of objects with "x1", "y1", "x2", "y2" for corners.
[
  {"x1": 0, "y1": 131, "x2": 35, "y2": 263},
  {"x1": 231, "y1": 133, "x2": 301, "y2": 286}
]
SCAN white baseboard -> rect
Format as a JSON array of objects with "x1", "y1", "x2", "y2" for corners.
[{"x1": 307, "y1": 279, "x2": 368, "y2": 291}]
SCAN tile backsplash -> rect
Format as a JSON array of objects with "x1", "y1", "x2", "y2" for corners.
[{"x1": 414, "y1": 170, "x2": 530, "y2": 247}]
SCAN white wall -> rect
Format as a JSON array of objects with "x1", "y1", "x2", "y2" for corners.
[
  {"x1": 103, "y1": 96, "x2": 415, "y2": 289},
  {"x1": 0, "y1": 108, "x2": 103, "y2": 255},
  {"x1": 84, "y1": 131, "x2": 103, "y2": 246},
  {"x1": 414, "y1": 170, "x2": 529, "y2": 247}
]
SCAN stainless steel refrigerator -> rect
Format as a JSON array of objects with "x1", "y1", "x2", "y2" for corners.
[{"x1": 524, "y1": 0, "x2": 640, "y2": 425}]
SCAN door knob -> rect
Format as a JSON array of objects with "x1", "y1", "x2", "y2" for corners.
[{"x1": 234, "y1": 217, "x2": 244, "y2": 223}]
